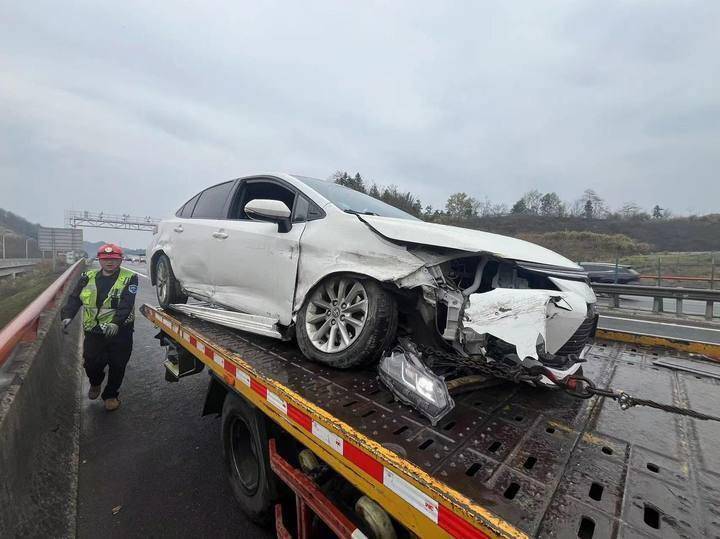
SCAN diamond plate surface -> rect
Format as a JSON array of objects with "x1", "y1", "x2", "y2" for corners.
[{"x1": 155, "y1": 308, "x2": 719, "y2": 538}]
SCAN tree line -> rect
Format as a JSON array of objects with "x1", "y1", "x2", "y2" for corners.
[
  {"x1": 330, "y1": 171, "x2": 672, "y2": 222},
  {"x1": 0, "y1": 208, "x2": 40, "y2": 238}
]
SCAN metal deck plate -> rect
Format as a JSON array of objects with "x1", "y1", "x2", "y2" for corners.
[{"x1": 161, "y1": 310, "x2": 720, "y2": 538}]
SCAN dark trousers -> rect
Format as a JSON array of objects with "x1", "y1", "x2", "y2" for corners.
[{"x1": 83, "y1": 329, "x2": 133, "y2": 400}]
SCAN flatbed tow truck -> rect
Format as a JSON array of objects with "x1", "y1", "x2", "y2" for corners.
[{"x1": 141, "y1": 303, "x2": 720, "y2": 539}]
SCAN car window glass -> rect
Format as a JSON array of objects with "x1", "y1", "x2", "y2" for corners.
[
  {"x1": 191, "y1": 181, "x2": 233, "y2": 219},
  {"x1": 293, "y1": 196, "x2": 309, "y2": 222},
  {"x1": 178, "y1": 193, "x2": 201, "y2": 218},
  {"x1": 295, "y1": 175, "x2": 419, "y2": 220},
  {"x1": 229, "y1": 181, "x2": 296, "y2": 220}
]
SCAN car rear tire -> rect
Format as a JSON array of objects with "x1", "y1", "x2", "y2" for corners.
[
  {"x1": 221, "y1": 392, "x2": 277, "y2": 527},
  {"x1": 296, "y1": 275, "x2": 398, "y2": 369},
  {"x1": 154, "y1": 254, "x2": 187, "y2": 308}
]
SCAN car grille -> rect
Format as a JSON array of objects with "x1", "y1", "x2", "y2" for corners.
[{"x1": 556, "y1": 308, "x2": 599, "y2": 357}]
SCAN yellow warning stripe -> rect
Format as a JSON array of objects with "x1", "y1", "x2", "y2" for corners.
[
  {"x1": 596, "y1": 329, "x2": 720, "y2": 360},
  {"x1": 145, "y1": 306, "x2": 527, "y2": 539}
]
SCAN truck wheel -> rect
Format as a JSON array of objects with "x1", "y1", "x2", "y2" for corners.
[
  {"x1": 221, "y1": 392, "x2": 277, "y2": 526},
  {"x1": 155, "y1": 254, "x2": 187, "y2": 308},
  {"x1": 296, "y1": 275, "x2": 398, "y2": 369}
]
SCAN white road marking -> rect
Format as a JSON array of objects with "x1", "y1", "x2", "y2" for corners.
[
  {"x1": 600, "y1": 315, "x2": 720, "y2": 332},
  {"x1": 124, "y1": 267, "x2": 150, "y2": 280}
]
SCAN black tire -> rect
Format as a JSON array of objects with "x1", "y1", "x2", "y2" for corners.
[
  {"x1": 296, "y1": 276, "x2": 398, "y2": 369},
  {"x1": 221, "y1": 392, "x2": 277, "y2": 526},
  {"x1": 154, "y1": 253, "x2": 187, "y2": 308}
]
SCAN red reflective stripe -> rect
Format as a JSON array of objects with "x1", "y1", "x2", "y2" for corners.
[
  {"x1": 288, "y1": 404, "x2": 312, "y2": 432},
  {"x1": 157, "y1": 308, "x2": 490, "y2": 539},
  {"x1": 224, "y1": 359, "x2": 236, "y2": 377},
  {"x1": 343, "y1": 443, "x2": 384, "y2": 483},
  {"x1": 251, "y1": 379, "x2": 267, "y2": 398},
  {"x1": 438, "y1": 505, "x2": 489, "y2": 539}
]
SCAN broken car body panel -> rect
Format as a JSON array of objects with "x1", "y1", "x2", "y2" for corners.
[
  {"x1": 463, "y1": 288, "x2": 587, "y2": 360},
  {"x1": 357, "y1": 214, "x2": 580, "y2": 270},
  {"x1": 292, "y1": 210, "x2": 431, "y2": 315}
]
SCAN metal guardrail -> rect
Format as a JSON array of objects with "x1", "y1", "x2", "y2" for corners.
[
  {"x1": 593, "y1": 282, "x2": 720, "y2": 320},
  {"x1": 0, "y1": 258, "x2": 42, "y2": 278},
  {"x1": 0, "y1": 259, "x2": 85, "y2": 367},
  {"x1": 639, "y1": 274, "x2": 717, "y2": 288}
]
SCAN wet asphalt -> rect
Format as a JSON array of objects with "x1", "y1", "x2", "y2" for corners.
[{"x1": 76, "y1": 265, "x2": 272, "y2": 539}]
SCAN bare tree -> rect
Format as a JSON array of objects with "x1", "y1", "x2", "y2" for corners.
[
  {"x1": 574, "y1": 189, "x2": 609, "y2": 219},
  {"x1": 620, "y1": 202, "x2": 642, "y2": 219}
]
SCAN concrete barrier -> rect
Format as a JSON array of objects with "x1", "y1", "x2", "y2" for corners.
[{"x1": 0, "y1": 274, "x2": 82, "y2": 537}]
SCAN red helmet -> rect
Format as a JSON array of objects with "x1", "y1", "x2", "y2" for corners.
[{"x1": 97, "y1": 243, "x2": 123, "y2": 260}]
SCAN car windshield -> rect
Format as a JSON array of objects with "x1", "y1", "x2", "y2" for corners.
[{"x1": 294, "y1": 176, "x2": 419, "y2": 220}]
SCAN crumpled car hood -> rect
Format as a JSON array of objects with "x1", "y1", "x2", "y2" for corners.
[
  {"x1": 464, "y1": 288, "x2": 588, "y2": 358},
  {"x1": 358, "y1": 215, "x2": 580, "y2": 270}
]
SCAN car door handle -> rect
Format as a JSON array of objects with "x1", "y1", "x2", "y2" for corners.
[
  {"x1": 173, "y1": 225, "x2": 184, "y2": 233},
  {"x1": 212, "y1": 231, "x2": 229, "y2": 239}
]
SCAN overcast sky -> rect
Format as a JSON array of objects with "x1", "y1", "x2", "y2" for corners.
[{"x1": 1, "y1": 1, "x2": 719, "y2": 248}]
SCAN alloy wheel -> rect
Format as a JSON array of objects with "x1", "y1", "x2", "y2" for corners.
[
  {"x1": 305, "y1": 277, "x2": 368, "y2": 353},
  {"x1": 156, "y1": 259, "x2": 169, "y2": 304}
]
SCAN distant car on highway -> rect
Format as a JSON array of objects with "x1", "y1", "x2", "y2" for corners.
[
  {"x1": 148, "y1": 173, "x2": 598, "y2": 388},
  {"x1": 580, "y1": 262, "x2": 640, "y2": 284}
]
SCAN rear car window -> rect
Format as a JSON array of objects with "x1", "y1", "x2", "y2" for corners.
[
  {"x1": 177, "y1": 193, "x2": 201, "y2": 218},
  {"x1": 191, "y1": 181, "x2": 234, "y2": 219}
]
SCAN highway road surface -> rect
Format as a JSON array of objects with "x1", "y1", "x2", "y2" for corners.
[{"x1": 76, "y1": 263, "x2": 272, "y2": 539}]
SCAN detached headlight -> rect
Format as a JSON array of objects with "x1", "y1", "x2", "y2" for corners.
[{"x1": 378, "y1": 346, "x2": 454, "y2": 426}]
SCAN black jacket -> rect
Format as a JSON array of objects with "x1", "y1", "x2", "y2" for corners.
[{"x1": 61, "y1": 269, "x2": 138, "y2": 327}]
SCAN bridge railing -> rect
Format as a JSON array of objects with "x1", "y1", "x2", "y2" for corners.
[
  {"x1": 593, "y1": 282, "x2": 720, "y2": 321},
  {"x1": 0, "y1": 259, "x2": 85, "y2": 367}
]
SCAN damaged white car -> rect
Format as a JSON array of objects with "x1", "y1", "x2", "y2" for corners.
[{"x1": 149, "y1": 174, "x2": 598, "y2": 421}]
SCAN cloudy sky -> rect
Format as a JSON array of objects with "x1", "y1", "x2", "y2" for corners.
[{"x1": 1, "y1": 1, "x2": 719, "y2": 247}]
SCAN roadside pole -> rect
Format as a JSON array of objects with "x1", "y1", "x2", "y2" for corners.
[
  {"x1": 712, "y1": 254, "x2": 716, "y2": 290},
  {"x1": 614, "y1": 256, "x2": 619, "y2": 284},
  {"x1": 51, "y1": 232, "x2": 56, "y2": 272}
]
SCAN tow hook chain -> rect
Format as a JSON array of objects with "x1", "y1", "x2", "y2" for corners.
[
  {"x1": 417, "y1": 345, "x2": 720, "y2": 422},
  {"x1": 557, "y1": 375, "x2": 720, "y2": 422},
  {"x1": 417, "y1": 345, "x2": 543, "y2": 385}
]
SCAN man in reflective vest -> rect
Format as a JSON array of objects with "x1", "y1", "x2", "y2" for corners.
[{"x1": 61, "y1": 243, "x2": 138, "y2": 411}]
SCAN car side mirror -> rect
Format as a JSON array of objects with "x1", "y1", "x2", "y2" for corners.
[{"x1": 244, "y1": 199, "x2": 292, "y2": 233}]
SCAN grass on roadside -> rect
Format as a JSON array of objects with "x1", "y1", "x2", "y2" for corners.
[{"x1": 0, "y1": 263, "x2": 65, "y2": 329}]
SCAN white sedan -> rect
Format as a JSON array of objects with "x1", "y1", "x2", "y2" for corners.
[{"x1": 149, "y1": 173, "x2": 597, "y2": 381}]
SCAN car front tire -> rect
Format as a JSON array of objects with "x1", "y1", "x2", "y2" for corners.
[
  {"x1": 296, "y1": 275, "x2": 398, "y2": 369},
  {"x1": 154, "y1": 253, "x2": 187, "y2": 308}
]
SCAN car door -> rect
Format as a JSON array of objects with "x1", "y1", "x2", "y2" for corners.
[
  {"x1": 173, "y1": 180, "x2": 235, "y2": 301},
  {"x1": 208, "y1": 177, "x2": 308, "y2": 325}
]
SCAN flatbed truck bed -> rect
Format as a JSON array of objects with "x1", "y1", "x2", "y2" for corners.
[{"x1": 141, "y1": 303, "x2": 720, "y2": 538}]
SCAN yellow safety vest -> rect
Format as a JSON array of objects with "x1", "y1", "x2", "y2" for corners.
[{"x1": 79, "y1": 268, "x2": 135, "y2": 332}]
